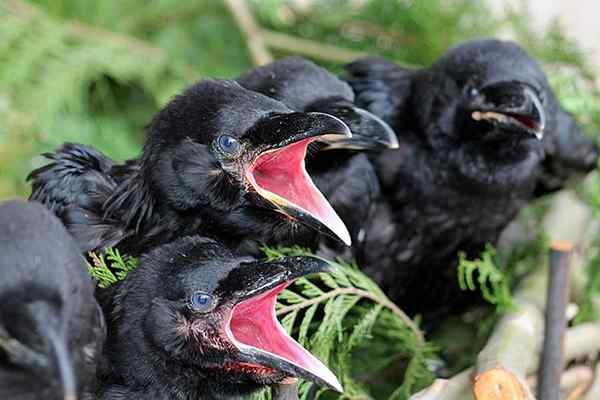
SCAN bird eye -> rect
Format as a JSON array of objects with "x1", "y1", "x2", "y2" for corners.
[
  {"x1": 189, "y1": 291, "x2": 214, "y2": 313},
  {"x1": 469, "y1": 87, "x2": 479, "y2": 98},
  {"x1": 217, "y1": 134, "x2": 241, "y2": 156}
]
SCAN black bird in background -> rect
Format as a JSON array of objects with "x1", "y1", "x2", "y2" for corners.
[
  {"x1": 97, "y1": 235, "x2": 341, "y2": 399},
  {"x1": 29, "y1": 79, "x2": 353, "y2": 257},
  {"x1": 237, "y1": 57, "x2": 398, "y2": 253},
  {"x1": 0, "y1": 200, "x2": 104, "y2": 400},
  {"x1": 345, "y1": 39, "x2": 599, "y2": 316}
]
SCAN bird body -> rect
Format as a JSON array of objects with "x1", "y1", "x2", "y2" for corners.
[
  {"x1": 346, "y1": 39, "x2": 598, "y2": 315},
  {"x1": 0, "y1": 199, "x2": 104, "y2": 400}
]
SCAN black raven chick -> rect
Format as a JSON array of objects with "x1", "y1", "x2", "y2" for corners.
[
  {"x1": 0, "y1": 199, "x2": 104, "y2": 400},
  {"x1": 345, "y1": 39, "x2": 598, "y2": 315},
  {"x1": 237, "y1": 57, "x2": 398, "y2": 251},
  {"x1": 29, "y1": 80, "x2": 353, "y2": 256},
  {"x1": 97, "y1": 236, "x2": 341, "y2": 399}
]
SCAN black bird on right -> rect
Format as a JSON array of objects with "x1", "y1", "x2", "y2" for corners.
[{"x1": 345, "y1": 39, "x2": 598, "y2": 316}]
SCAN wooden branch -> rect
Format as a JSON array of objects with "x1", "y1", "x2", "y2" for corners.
[
  {"x1": 261, "y1": 29, "x2": 368, "y2": 64},
  {"x1": 564, "y1": 322, "x2": 600, "y2": 360},
  {"x1": 3, "y1": 0, "x2": 164, "y2": 60},
  {"x1": 527, "y1": 365, "x2": 594, "y2": 394},
  {"x1": 538, "y1": 241, "x2": 573, "y2": 400},
  {"x1": 223, "y1": 0, "x2": 273, "y2": 66},
  {"x1": 584, "y1": 362, "x2": 600, "y2": 400},
  {"x1": 272, "y1": 379, "x2": 299, "y2": 400}
]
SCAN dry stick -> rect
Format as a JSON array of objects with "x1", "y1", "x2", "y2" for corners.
[
  {"x1": 261, "y1": 30, "x2": 368, "y2": 64},
  {"x1": 584, "y1": 362, "x2": 600, "y2": 400},
  {"x1": 3, "y1": 0, "x2": 164, "y2": 60},
  {"x1": 261, "y1": 29, "x2": 420, "y2": 67},
  {"x1": 527, "y1": 365, "x2": 594, "y2": 394},
  {"x1": 272, "y1": 378, "x2": 299, "y2": 400},
  {"x1": 223, "y1": 0, "x2": 273, "y2": 66},
  {"x1": 538, "y1": 241, "x2": 573, "y2": 400}
]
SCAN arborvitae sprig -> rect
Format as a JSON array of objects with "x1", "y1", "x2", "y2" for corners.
[
  {"x1": 259, "y1": 245, "x2": 436, "y2": 400},
  {"x1": 87, "y1": 247, "x2": 139, "y2": 288},
  {"x1": 457, "y1": 244, "x2": 515, "y2": 313}
]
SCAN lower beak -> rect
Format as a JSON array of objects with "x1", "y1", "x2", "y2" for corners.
[
  {"x1": 313, "y1": 106, "x2": 399, "y2": 151},
  {"x1": 471, "y1": 83, "x2": 546, "y2": 140}
]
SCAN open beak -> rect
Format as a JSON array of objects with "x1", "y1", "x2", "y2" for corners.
[
  {"x1": 225, "y1": 256, "x2": 343, "y2": 392},
  {"x1": 246, "y1": 112, "x2": 353, "y2": 246},
  {"x1": 314, "y1": 104, "x2": 399, "y2": 151},
  {"x1": 470, "y1": 82, "x2": 546, "y2": 140}
]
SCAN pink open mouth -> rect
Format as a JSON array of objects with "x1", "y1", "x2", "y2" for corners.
[
  {"x1": 227, "y1": 282, "x2": 342, "y2": 392},
  {"x1": 246, "y1": 138, "x2": 351, "y2": 245}
]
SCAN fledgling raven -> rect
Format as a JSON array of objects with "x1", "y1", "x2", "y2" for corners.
[
  {"x1": 345, "y1": 39, "x2": 599, "y2": 315},
  {"x1": 28, "y1": 80, "x2": 353, "y2": 256},
  {"x1": 0, "y1": 199, "x2": 105, "y2": 400},
  {"x1": 237, "y1": 57, "x2": 398, "y2": 252},
  {"x1": 97, "y1": 235, "x2": 341, "y2": 399}
]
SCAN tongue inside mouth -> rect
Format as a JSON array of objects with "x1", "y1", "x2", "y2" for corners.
[
  {"x1": 228, "y1": 283, "x2": 342, "y2": 392},
  {"x1": 247, "y1": 138, "x2": 351, "y2": 245}
]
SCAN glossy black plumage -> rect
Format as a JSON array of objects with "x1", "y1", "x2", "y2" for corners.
[
  {"x1": 237, "y1": 57, "x2": 396, "y2": 252},
  {"x1": 0, "y1": 200, "x2": 104, "y2": 400},
  {"x1": 29, "y1": 79, "x2": 353, "y2": 256},
  {"x1": 345, "y1": 39, "x2": 599, "y2": 315},
  {"x1": 96, "y1": 236, "x2": 338, "y2": 399}
]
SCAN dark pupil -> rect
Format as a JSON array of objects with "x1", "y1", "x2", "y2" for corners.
[
  {"x1": 192, "y1": 293, "x2": 211, "y2": 309},
  {"x1": 219, "y1": 135, "x2": 239, "y2": 153}
]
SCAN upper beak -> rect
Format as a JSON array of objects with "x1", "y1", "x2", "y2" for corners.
[
  {"x1": 246, "y1": 112, "x2": 352, "y2": 149},
  {"x1": 470, "y1": 82, "x2": 546, "y2": 140},
  {"x1": 235, "y1": 256, "x2": 334, "y2": 301},
  {"x1": 245, "y1": 112, "x2": 353, "y2": 246},
  {"x1": 48, "y1": 332, "x2": 77, "y2": 400},
  {"x1": 225, "y1": 256, "x2": 343, "y2": 392},
  {"x1": 308, "y1": 102, "x2": 399, "y2": 151}
]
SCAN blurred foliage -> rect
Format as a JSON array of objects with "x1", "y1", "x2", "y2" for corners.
[{"x1": 2, "y1": 0, "x2": 600, "y2": 398}]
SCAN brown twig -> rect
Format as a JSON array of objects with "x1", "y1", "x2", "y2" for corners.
[
  {"x1": 3, "y1": 0, "x2": 164, "y2": 60},
  {"x1": 262, "y1": 29, "x2": 369, "y2": 63},
  {"x1": 527, "y1": 365, "x2": 594, "y2": 394},
  {"x1": 271, "y1": 379, "x2": 299, "y2": 400},
  {"x1": 538, "y1": 241, "x2": 573, "y2": 400},
  {"x1": 223, "y1": 0, "x2": 273, "y2": 66},
  {"x1": 276, "y1": 286, "x2": 424, "y2": 343}
]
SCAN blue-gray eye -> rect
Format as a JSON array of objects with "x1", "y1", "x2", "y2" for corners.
[
  {"x1": 217, "y1": 134, "x2": 241, "y2": 155},
  {"x1": 190, "y1": 291, "x2": 214, "y2": 312}
]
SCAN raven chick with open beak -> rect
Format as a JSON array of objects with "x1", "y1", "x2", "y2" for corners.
[
  {"x1": 28, "y1": 80, "x2": 352, "y2": 256},
  {"x1": 238, "y1": 57, "x2": 398, "y2": 253},
  {"x1": 97, "y1": 236, "x2": 341, "y2": 399},
  {"x1": 345, "y1": 39, "x2": 599, "y2": 316},
  {"x1": 0, "y1": 200, "x2": 104, "y2": 400}
]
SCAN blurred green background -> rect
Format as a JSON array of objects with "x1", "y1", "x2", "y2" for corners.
[{"x1": 1, "y1": 0, "x2": 598, "y2": 199}]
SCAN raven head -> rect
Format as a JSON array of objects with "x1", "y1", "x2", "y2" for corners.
[
  {"x1": 116, "y1": 237, "x2": 342, "y2": 397},
  {"x1": 142, "y1": 80, "x2": 352, "y2": 245}
]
